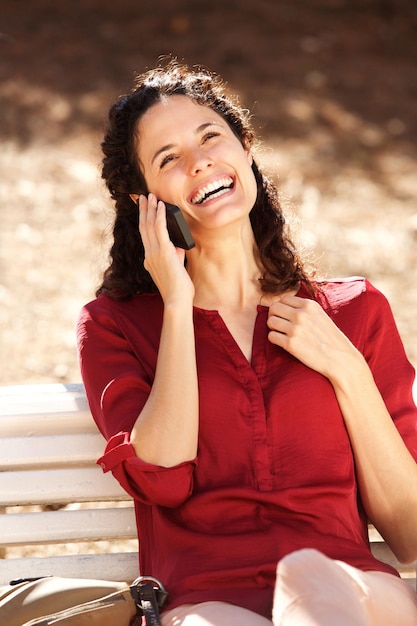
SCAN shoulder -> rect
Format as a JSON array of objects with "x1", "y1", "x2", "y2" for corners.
[
  {"x1": 304, "y1": 277, "x2": 394, "y2": 337},
  {"x1": 78, "y1": 292, "x2": 164, "y2": 333},
  {"x1": 300, "y1": 278, "x2": 396, "y2": 352},
  {"x1": 308, "y1": 276, "x2": 389, "y2": 313},
  {"x1": 81, "y1": 291, "x2": 163, "y2": 315}
]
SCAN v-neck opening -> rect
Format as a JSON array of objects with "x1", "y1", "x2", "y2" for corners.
[{"x1": 194, "y1": 305, "x2": 269, "y2": 369}]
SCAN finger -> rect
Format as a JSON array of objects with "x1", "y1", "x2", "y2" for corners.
[
  {"x1": 138, "y1": 194, "x2": 151, "y2": 247},
  {"x1": 140, "y1": 194, "x2": 161, "y2": 246},
  {"x1": 266, "y1": 314, "x2": 293, "y2": 335},
  {"x1": 279, "y1": 294, "x2": 306, "y2": 308},
  {"x1": 268, "y1": 301, "x2": 294, "y2": 323},
  {"x1": 268, "y1": 295, "x2": 305, "y2": 317},
  {"x1": 138, "y1": 194, "x2": 146, "y2": 230},
  {"x1": 143, "y1": 195, "x2": 171, "y2": 245},
  {"x1": 145, "y1": 193, "x2": 158, "y2": 225},
  {"x1": 138, "y1": 193, "x2": 147, "y2": 217}
]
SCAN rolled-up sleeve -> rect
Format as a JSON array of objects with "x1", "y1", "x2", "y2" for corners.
[
  {"x1": 77, "y1": 294, "x2": 198, "y2": 507},
  {"x1": 98, "y1": 432, "x2": 197, "y2": 507}
]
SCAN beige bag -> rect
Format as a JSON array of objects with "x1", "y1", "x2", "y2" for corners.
[{"x1": 0, "y1": 576, "x2": 167, "y2": 626}]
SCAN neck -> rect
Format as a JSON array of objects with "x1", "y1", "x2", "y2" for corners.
[{"x1": 186, "y1": 228, "x2": 263, "y2": 311}]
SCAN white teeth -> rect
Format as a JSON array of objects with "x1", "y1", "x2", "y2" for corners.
[{"x1": 191, "y1": 177, "x2": 233, "y2": 205}]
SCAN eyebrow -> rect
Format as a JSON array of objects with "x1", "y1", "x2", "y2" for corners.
[{"x1": 150, "y1": 121, "x2": 222, "y2": 166}]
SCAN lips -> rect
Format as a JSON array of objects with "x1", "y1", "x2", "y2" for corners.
[{"x1": 190, "y1": 176, "x2": 234, "y2": 205}]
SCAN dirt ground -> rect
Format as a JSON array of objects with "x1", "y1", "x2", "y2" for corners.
[{"x1": 1, "y1": 0, "x2": 417, "y2": 386}]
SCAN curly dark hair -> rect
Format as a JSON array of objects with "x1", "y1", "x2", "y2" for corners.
[{"x1": 98, "y1": 60, "x2": 310, "y2": 299}]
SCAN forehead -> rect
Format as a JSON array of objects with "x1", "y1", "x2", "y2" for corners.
[{"x1": 137, "y1": 96, "x2": 225, "y2": 142}]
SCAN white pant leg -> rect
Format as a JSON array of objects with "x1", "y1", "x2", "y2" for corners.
[
  {"x1": 161, "y1": 601, "x2": 273, "y2": 626},
  {"x1": 273, "y1": 548, "x2": 417, "y2": 626}
]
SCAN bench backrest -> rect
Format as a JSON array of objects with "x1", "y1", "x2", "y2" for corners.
[
  {"x1": 0, "y1": 384, "x2": 415, "y2": 590},
  {"x1": 0, "y1": 384, "x2": 138, "y2": 585}
]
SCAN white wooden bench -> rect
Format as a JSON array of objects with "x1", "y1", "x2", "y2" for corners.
[
  {"x1": 0, "y1": 383, "x2": 138, "y2": 585},
  {"x1": 0, "y1": 383, "x2": 416, "y2": 590}
]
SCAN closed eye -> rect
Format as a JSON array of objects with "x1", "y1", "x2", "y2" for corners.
[
  {"x1": 158, "y1": 130, "x2": 221, "y2": 170},
  {"x1": 202, "y1": 131, "x2": 220, "y2": 143},
  {"x1": 159, "y1": 153, "x2": 177, "y2": 169}
]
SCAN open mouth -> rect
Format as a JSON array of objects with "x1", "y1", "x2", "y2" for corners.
[{"x1": 190, "y1": 176, "x2": 234, "y2": 205}]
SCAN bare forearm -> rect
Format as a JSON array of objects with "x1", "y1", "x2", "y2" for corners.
[
  {"x1": 331, "y1": 354, "x2": 417, "y2": 562},
  {"x1": 131, "y1": 301, "x2": 198, "y2": 467}
]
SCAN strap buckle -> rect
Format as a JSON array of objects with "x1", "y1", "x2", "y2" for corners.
[{"x1": 130, "y1": 576, "x2": 168, "y2": 626}]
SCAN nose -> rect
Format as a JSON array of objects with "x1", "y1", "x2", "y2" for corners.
[{"x1": 186, "y1": 147, "x2": 214, "y2": 175}]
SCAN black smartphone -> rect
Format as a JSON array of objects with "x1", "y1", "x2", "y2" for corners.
[{"x1": 164, "y1": 202, "x2": 195, "y2": 250}]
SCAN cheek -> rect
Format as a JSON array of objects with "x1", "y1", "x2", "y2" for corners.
[
  {"x1": 145, "y1": 174, "x2": 180, "y2": 204},
  {"x1": 140, "y1": 167, "x2": 163, "y2": 196}
]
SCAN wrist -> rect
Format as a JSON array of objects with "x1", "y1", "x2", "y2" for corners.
[
  {"x1": 163, "y1": 294, "x2": 194, "y2": 313},
  {"x1": 327, "y1": 348, "x2": 370, "y2": 392}
]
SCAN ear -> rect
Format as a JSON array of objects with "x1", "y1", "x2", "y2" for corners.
[
  {"x1": 129, "y1": 193, "x2": 139, "y2": 205},
  {"x1": 243, "y1": 140, "x2": 253, "y2": 165}
]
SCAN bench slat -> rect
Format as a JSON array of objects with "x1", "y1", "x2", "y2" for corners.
[
  {"x1": 0, "y1": 384, "x2": 94, "y2": 436},
  {"x1": 0, "y1": 552, "x2": 139, "y2": 585},
  {"x1": 0, "y1": 434, "x2": 105, "y2": 470},
  {"x1": 0, "y1": 468, "x2": 129, "y2": 506},
  {"x1": 0, "y1": 383, "x2": 86, "y2": 412},
  {"x1": 0, "y1": 507, "x2": 136, "y2": 547},
  {"x1": 0, "y1": 548, "x2": 414, "y2": 589},
  {"x1": 0, "y1": 412, "x2": 96, "y2": 437}
]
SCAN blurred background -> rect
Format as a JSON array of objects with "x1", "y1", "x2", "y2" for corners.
[{"x1": 1, "y1": 0, "x2": 416, "y2": 385}]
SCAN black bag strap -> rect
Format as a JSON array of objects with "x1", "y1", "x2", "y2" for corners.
[{"x1": 130, "y1": 576, "x2": 168, "y2": 626}]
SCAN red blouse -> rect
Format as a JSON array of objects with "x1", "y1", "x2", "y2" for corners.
[{"x1": 77, "y1": 278, "x2": 417, "y2": 618}]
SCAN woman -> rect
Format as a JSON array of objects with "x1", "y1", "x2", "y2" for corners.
[{"x1": 77, "y1": 61, "x2": 417, "y2": 625}]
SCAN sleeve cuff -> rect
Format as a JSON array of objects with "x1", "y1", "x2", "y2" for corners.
[{"x1": 97, "y1": 431, "x2": 197, "y2": 507}]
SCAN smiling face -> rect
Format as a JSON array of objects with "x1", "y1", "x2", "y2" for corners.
[{"x1": 135, "y1": 95, "x2": 258, "y2": 235}]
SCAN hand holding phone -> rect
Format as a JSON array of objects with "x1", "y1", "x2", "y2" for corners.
[
  {"x1": 164, "y1": 202, "x2": 195, "y2": 250},
  {"x1": 135, "y1": 196, "x2": 195, "y2": 250}
]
